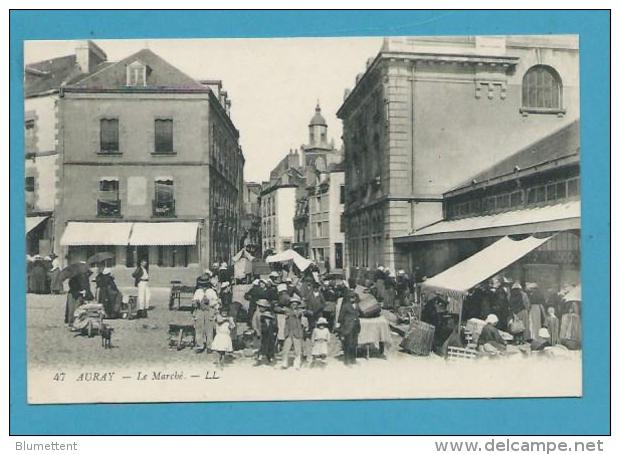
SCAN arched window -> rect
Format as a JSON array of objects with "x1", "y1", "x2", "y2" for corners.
[{"x1": 522, "y1": 65, "x2": 563, "y2": 111}]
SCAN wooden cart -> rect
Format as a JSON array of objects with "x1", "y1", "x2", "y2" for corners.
[{"x1": 169, "y1": 282, "x2": 196, "y2": 311}]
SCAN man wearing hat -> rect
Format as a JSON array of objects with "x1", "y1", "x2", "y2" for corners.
[
  {"x1": 264, "y1": 272, "x2": 279, "y2": 303},
  {"x1": 280, "y1": 296, "x2": 304, "y2": 369},
  {"x1": 251, "y1": 298, "x2": 271, "y2": 353},
  {"x1": 194, "y1": 281, "x2": 219, "y2": 352},
  {"x1": 257, "y1": 305, "x2": 278, "y2": 365},
  {"x1": 220, "y1": 281, "x2": 232, "y2": 313}
]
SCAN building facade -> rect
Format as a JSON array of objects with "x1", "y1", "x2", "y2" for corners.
[
  {"x1": 24, "y1": 42, "x2": 107, "y2": 255},
  {"x1": 240, "y1": 181, "x2": 262, "y2": 256},
  {"x1": 304, "y1": 163, "x2": 346, "y2": 273},
  {"x1": 55, "y1": 44, "x2": 243, "y2": 286},
  {"x1": 262, "y1": 103, "x2": 341, "y2": 256},
  {"x1": 337, "y1": 35, "x2": 579, "y2": 273}
]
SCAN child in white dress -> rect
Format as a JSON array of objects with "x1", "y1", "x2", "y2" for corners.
[
  {"x1": 311, "y1": 317, "x2": 330, "y2": 367},
  {"x1": 211, "y1": 311, "x2": 235, "y2": 367}
]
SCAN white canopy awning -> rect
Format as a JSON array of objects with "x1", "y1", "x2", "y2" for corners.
[
  {"x1": 421, "y1": 235, "x2": 553, "y2": 300},
  {"x1": 60, "y1": 222, "x2": 133, "y2": 246},
  {"x1": 266, "y1": 249, "x2": 312, "y2": 272},
  {"x1": 26, "y1": 215, "x2": 49, "y2": 234},
  {"x1": 129, "y1": 222, "x2": 199, "y2": 246}
]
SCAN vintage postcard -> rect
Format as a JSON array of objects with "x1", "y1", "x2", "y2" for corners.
[{"x1": 24, "y1": 35, "x2": 581, "y2": 404}]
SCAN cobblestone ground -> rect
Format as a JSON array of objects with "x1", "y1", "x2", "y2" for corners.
[{"x1": 26, "y1": 285, "x2": 404, "y2": 369}]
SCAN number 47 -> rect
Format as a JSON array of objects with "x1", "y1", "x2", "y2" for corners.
[{"x1": 53, "y1": 372, "x2": 65, "y2": 382}]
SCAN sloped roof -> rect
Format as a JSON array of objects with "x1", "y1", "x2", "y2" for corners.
[
  {"x1": 67, "y1": 48, "x2": 208, "y2": 91},
  {"x1": 24, "y1": 54, "x2": 111, "y2": 97},
  {"x1": 451, "y1": 120, "x2": 580, "y2": 193}
]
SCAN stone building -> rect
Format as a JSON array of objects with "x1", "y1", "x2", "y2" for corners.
[
  {"x1": 24, "y1": 42, "x2": 108, "y2": 255},
  {"x1": 55, "y1": 43, "x2": 243, "y2": 286},
  {"x1": 240, "y1": 181, "x2": 262, "y2": 256},
  {"x1": 337, "y1": 36, "x2": 579, "y2": 274},
  {"x1": 300, "y1": 161, "x2": 346, "y2": 273}
]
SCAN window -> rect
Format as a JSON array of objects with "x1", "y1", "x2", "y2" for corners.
[
  {"x1": 567, "y1": 178, "x2": 580, "y2": 197},
  {"x1": 316, "y1": 196, "x2": 322, "y2": 213},
  {"x1": 126, "y1": 246, "x2": 149, "y2": 268},
  {"x1": 100, "y1": 119, "x2": 119, "y2": 153},
  {"x1": 154, "y1": 119, "x2": 174, "y2": 154},
  {"x1": 497, "y1": 194, "x2": 510, "y2": 210},
  {"x1": 25, "y1": 119, "x2": 36, "y2": 150},
  {"x1": 157, "y1": 245, "x2": 189, "y2": 267},
  {"x1": 522, "y1": 65, "x2": 563, "y2": 111},
  {"x1": 25, "y1": 176, "x2": 35, "y2": 192},
  {"x1": 126, "y1": 61, "x2": 147, "y2": 86},
  {"x1": 154, "y1": 179, "x2": 175, "y2": 217},
  {"x1": 510, "y1": 190, "x2": 523, "y2": 207},
  {"x1": 339, "y1": 185, "x2": 345, "y2": 204},
  {"x1": 97, "y1": 179, "x2": 121, "y2": 217}
]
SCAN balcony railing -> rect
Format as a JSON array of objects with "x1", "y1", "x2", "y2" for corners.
[
  {"x1": 97, "y1": 199, "x2": 122, "y2": 218},
  {"x1": 152, "y1": 199, "x2": 176, "y2": 217}
]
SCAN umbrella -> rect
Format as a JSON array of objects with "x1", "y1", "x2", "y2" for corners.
[
  {"x1": 58, "y1": 262, "x2": 91, "y2": 282},
  {"x1": 86, "y1": 252, "x2": 115, "y2": 265}
]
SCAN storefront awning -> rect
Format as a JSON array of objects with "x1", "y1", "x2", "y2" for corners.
[
  {"x1": 60, "y1": 222, "x2": 133, "y2": 246},
  {"x1": 26, "y1": 215, "x2": 49, "y2": 234},
  {"x1": 395, "y1": 201, "x2": 580, "y2": 243},
  {"x1": 129, "y1": 222, "x2": 199, "y2": 246},
  {"x1": 421, "y1": 235, "x2": 552, "y2": 300}
]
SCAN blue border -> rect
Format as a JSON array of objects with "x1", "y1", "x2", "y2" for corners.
[{"x1": 9, "y1": 10, "x2": 610, "y2": 435}]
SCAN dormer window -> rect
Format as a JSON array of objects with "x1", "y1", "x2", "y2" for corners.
[{"x1": 126, "y1": 61, "x2": 147, "y2": 86}]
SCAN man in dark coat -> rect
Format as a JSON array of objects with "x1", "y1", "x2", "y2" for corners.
[
  {"x1": 244, "y1": 279, "x2": 266, "y2": 321},
  {"x1": 279, "y1": 297, "x2": 305, "y2": 369},
  {"x1": 95, "y1": 268, "x2": 122, "y2": 318},
  {"x1": 64, "y1": 271, "x2": 93, "y2": 325},
  {"x1": 338, "y1": 291, "x2": 361, "y2": 365}
]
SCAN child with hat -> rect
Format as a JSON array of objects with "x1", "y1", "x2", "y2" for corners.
[
  {"x1": 310, "y1": 317, "x2": 331, "y2": 367},
  {"x1": 211, "y1": 309, "x2": 235, "y2": 367}
]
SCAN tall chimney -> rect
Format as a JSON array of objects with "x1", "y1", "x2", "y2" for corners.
[{"x1": 75, "y1": 40, "x2": 107, "y2": 74}]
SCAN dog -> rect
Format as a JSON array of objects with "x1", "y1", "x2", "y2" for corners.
[{"x1": 101, "y1": 323, "x2": 114, "y2": 349}]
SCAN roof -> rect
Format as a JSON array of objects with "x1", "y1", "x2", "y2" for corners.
[
  {"x1": 395, "y1": 200, "x2": 580, "y2": 243},
  {"x1": 67, "y1": 48, "x2": 208, "y2": 92},
  {"x1": 451, "y1": 120, "x2": 580, "y2": 194},
  {"x1": 24, "y1": 54, "x2": 111, "y2": 97},
  {"x1": 309, "y1": 103, "x2": 327, "y2": 127}
]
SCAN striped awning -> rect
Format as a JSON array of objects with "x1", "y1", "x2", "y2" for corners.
[
  {"x1": 129, "y1": 222, "x2": 199, "y2": 246},
  {"x1": 60, "y1": 222, "x2": 133, "y2": 246}
]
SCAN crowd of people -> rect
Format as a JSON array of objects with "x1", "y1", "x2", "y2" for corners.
[
  {"x1": 33, "y1": 252, "x2": 581, "y2": 364},
  {"x1": 26, "y1": 254, "x2": 63, "y2": 294},
  {"x1": 427, "y1": 277, "x2": 582, "y2": 357},
  {"x1": 194, "y1": 267, "x2": 363, "y2": 368}
]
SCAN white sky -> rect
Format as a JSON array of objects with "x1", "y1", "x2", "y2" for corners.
[{"x1": 24, "y1": 37, "x2": 383, "y2": 182}]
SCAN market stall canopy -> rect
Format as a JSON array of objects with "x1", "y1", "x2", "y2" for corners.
[
  {"x1": 26, "y1": 215, "x2": 49, "y2": 234},
  {"x1": 266, "y1": 249, "x2": 312, "y2": 272},
  {"x1": 395, "y1": 201, "x2": 579, "y2": 243},
  {"x1": 232, "y1": 248, "x2": 255, "y2": 263},
  {"x1": 421, "y1": 235, "x2": 553, "y2": 300},
  {"x1": 129, "y1": 222, "x2": 199, "y2": 246},
  {"x1": 563, "y1": 284, "x2": 581, "y2": 302},
  {"x1": 61, "y1": 222, "x2": 133, "y2": 246}
]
